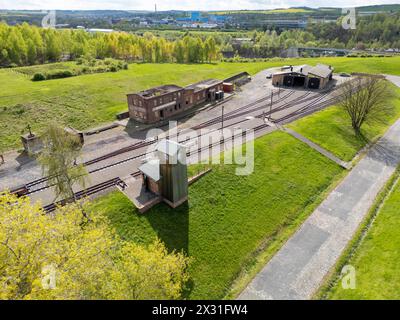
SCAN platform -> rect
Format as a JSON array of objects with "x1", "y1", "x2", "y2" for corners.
[{"x1": 117, "y1": 175, "x2": 161, "y2": 213}]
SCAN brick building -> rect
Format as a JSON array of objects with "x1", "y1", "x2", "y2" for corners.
[{"x1": 127, "y1": 79, "x2": 223, "y2": 124}]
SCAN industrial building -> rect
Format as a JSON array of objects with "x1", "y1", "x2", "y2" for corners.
[
  {"x1": 272, "y1": 64, "x2": 334, "y2": 90},
  {"x1": 127, "y1": 79, "x2": 224, "y2": 124},
  {"x1": 138, "y1": 140, "x2": 188, "y2": 208}
]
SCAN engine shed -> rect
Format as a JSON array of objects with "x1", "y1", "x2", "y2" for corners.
[{"x1": 272, "y1": 64, "x2": 334, "y2": 90}]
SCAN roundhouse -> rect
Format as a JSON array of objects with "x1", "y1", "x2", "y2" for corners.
[{"x1": 272, "y1": 64, "x2": 333, "y2": 90}]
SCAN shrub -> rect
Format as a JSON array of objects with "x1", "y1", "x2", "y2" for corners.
[
  {"x1": 32, "y1": 73, "x2": 46, "y2": 81},
  {"x1": 46, "y1": 70, "x2": 74, "y2": 80},
  {"x1": 104, "y1": 58, "x2": 113, "y2": 65}
]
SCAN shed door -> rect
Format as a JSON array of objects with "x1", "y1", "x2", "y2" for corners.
[
  {"x1": 283, "y1": 76, "x2": 294, "y2": 86},
  {"x1": 308, "y1": 77, "x2": 320, "y2": 89}
]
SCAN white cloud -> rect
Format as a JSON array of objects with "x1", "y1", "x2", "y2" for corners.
[{"x1": 0, "y1": 0, "x2": 398, "y2": 11}]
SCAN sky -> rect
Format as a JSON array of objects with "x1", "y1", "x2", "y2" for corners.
[{"x1": 0, "y1": 0, "x2": 399, "y2": 11}]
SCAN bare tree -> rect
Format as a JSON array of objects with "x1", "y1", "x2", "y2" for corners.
[
  {"x1": 38, "y1": 122, "x2": 89, "y2": 220},
  {"x1": 339, "y1": 76, "x2": 395, "y2": 136}
]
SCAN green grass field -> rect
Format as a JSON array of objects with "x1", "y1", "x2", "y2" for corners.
[
  {"x1": 1, "y1": 56, "x2": 400, "y2": 151},
  {"x1": 327, "y1": 174, "x2": 400, "y2": 299},
  {"x1": 88, "y1": 131, "x2": 343, "y2": 299},
  {"x1": 289, "y1": 85, "x2": 400, "y2": 161}
]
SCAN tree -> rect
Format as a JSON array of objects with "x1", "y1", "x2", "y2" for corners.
[
  {"x1": 339, "y1": 77, "x2": 395, "y2": 135},
  {"x1": 38, "y1": 123, "x2": 88, "y2": 209},
  {"x1": 0, "y1": 193, "x2": 190, "y2": 300}
]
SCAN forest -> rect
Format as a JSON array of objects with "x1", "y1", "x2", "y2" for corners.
[
  {"x1": 0, "y1": 12, "x2": 399, "y2": 67},
  {"x1": 0, "y1": 22, "x2": 219, "y2": 67}
]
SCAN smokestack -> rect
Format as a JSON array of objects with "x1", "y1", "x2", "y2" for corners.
[{"x1": 155, "y1": 3, "x2": 157, "y2": 12}]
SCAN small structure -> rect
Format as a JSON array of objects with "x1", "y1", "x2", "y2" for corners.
[
  {"x1": 64, "y1": 127, "x2": 84, "y2": 145},
  {"x1": 21, "y1": 126, "x2": 83, "y2": 155},
  {"x1": 139, "y1": 140, "x2": 188, "y2": 208},
  {"x1": 223, "y1": 82, "x2": 234, "y2": 93},
  {"x1": 21, "y1": 132, "x2": 42, "y2": 155},
  {"x1": 127, "y1": 79, "x2": 223, "y2": 124},
  {"x1": 224, "y1": 72, "x2": 251, "y2": 87},
  {"x1": 272, "y1": 64, "x2": 334, "y2": 90}
]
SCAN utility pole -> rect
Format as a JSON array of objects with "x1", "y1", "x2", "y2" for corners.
[
  {"x1": 27, "y1": 124, "x2": 34, "y2": 138},
  {"x1": 269, "y1": 91, "x2": 273, "y2": 120},
  {"x1": 221, "y1": 105, "x2": 224, "y2": 130}
]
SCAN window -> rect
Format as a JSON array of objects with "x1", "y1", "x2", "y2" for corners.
[{"x1": 154, "y1": 100, "x2": 157, "y2": 107}]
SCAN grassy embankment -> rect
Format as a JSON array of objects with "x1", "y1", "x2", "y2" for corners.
[
  {"x1": 1, "y1": 56, "x2": 400, "y2": 151},
  {"x1": 289, "y1": 84, "x2": 400, "y2": 161}
]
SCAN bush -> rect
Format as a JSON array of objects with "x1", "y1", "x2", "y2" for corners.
[
  {"x1": 46, "y1": 70, "x2": 74, "y2": 80},
  {"x1": 32, "y1": 73, "x2": 46, "y2": 81}
]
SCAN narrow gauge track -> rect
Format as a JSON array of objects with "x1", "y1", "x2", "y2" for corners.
[
  {"x1": 274, "y1": 82, "x2": 365, "y2": 124},
  {"x1": 11, "y1": 85, "x2": 345, "y2": 196},
  {"x1": 192, "y1": 89, "x2": 296, "y2": 129},
  {"x1": 20, "y1": 92, "x2": 287, "y2": 191},
  {"x1": 43, "y1": 122, "x2": 271, "y2": 213},
  {"x1": 16, "y1": 90, "x2": 303, "y2": 192},
  {"x1": 27, "y1": 90, "x2": 336, "y2": 197}
]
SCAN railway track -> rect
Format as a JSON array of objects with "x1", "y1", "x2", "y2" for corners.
[
  {"x1": 9, "y1": 84, "x2": 348, "y2": 197},
  {"x1": 42, "y1": 123, "x2": 271, "y2": 213}
]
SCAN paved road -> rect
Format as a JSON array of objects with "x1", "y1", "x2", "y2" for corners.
[{"x1": 239, "y1": 76, "x2": 400, "y2": 300}]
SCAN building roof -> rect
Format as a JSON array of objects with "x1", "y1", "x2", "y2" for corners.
[
  {"x1": 273, "y1": 64, "x2": 333, "y2": 79},
  {"x1": 138, "y1": 159, "x2": 161, "y2": 182},
  {"x1": 273, "y1": 64, "x2": 312, "y2": 76},
  {"x1": 308, "y1": 64, "x2": 333, "y2": 78},
  {"x1": 224, "y1": 72, "x2": 250, "y2": 83},
  {"x1": 156, "y1": 139, "x2": 186, "y2": 157},
  {"x1": 185, "y1": 79, "x2": 222, "y2": 92},
  {"x1": 136, "y1": 84, "x2": 183, "y2": 98}
]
